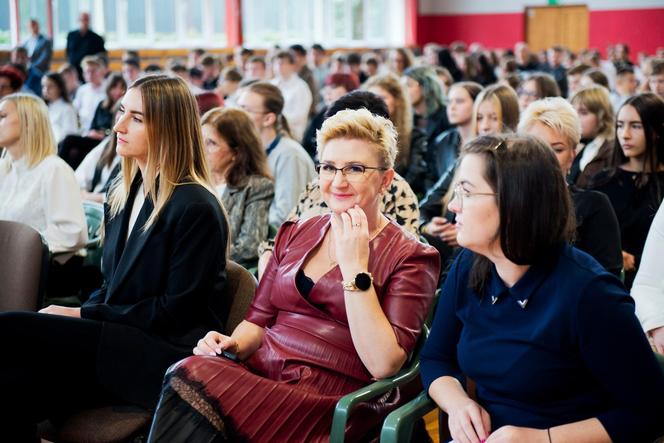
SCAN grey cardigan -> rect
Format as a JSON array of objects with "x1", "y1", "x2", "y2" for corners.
[{"x1": 221, "y1": 175, "x2": 274, "y2": 265}]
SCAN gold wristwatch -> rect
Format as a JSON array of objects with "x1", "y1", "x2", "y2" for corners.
[{"x1": 342, "y1": 272, "x2": 373, "y2": 291}]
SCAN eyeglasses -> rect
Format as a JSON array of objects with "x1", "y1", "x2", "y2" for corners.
[
  {"x1": 517, "y1": 89, "x2": 539, "y2": 99},
  {"x1": 450, "y1": 183, "x2": 496, "y2": 210},
  {"x1": 315, "y1": 163, "x2": 387, "y2": 182}
]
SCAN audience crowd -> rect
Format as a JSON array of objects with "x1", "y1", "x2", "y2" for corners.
[{"x1": 1, "y1": 12, "x2": 664, "y2": 442}]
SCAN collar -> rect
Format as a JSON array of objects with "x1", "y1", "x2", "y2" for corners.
[{"x1": 486, "y1": 245, "x2": 562, "y2": 309}]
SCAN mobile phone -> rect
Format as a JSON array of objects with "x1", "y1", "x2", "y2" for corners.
[{"x1": 218, "y1": 350, "x2": 240, "y2": 363}]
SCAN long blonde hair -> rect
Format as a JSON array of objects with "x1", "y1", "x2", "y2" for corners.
[
  {"x1": 363, "y1": 73, "x2": 413, "y2": 170},
  {"x1": 107, "y1": 74, "x2": 216, "y2": 229},
  {"x1": 0, "y1": 93, "x2": 55, "y2": 167}
]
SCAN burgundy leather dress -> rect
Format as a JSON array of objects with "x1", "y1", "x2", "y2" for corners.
[{"x1": 149, "y1": 214, "x2": 440, "y2": 442}]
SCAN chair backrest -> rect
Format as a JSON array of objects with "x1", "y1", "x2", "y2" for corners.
[
  {"x1": 223, "y1": 260, "x2": 258, "y2": 332},
  {"x1": 0, "y1": 220, "x2": 49, "y2": 312},
  {"x1": 83, "y1": 201, "x2": 104, "y2": 248}
]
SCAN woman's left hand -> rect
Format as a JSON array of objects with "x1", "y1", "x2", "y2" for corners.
[
  {"x1": 39, "y1": 305, "x2": 81, "y2": 318},
  {"x1": 331, "y1": 205, "x2": 370, "y2": 279},
  {"x1": 485, "y1": 425, "x2": 548, "y2": 443}
]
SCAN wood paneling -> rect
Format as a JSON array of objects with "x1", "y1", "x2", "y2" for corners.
[{"x1": 526, "y1": 5, "x2": 589, "y2": 52}]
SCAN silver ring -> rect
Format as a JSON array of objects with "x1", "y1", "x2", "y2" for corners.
[{"x1": 354, "y1": 223, "x2": 361, "y2": 227}]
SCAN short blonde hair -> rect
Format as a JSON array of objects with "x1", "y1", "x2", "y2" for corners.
[
  {"x1": 518, "y1": 96, "x2": 581, "y2": 149},
  {"x1": 316, "y1": 108, "x2": 397, "y2": 169},
  {"x1": 569, "y1": 85, "x2": 614, "y2": 139},
  {"x1": 0, "y1": 93, "x2": 55, "y2": 167}
]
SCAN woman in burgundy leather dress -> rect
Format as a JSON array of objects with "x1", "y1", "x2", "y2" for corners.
[{"x1": 148, "y1": 108, "x2": 441, "y2": 442}]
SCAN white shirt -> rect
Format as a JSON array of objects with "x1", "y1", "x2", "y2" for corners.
[
  {"x1": 270, "y1": 74, "x2": 312, "y2": 143},
  {"x1": 266, "y1": 136, "x2": 316, "y2": 226},
  {"x1": 632, "y1": 201, "x2": 664, "y2": 333},
  {"x1": 0, "y1": 154, "x2": 87, "y2": 254},
  {"x1": 75, "y1": 137, "x2": 120, "y2": 194},
  {"x1": 127, "y1": 183, "x2": 145, "y2": 242},
  {"x1": 48, "y1": 98, "x2": 80, "y2": 143},
  {"x1": 579, "y1": 136, "x2": 606, "y2": 172},
  {"x1": 73, "y1": 82, "x2": 106, "y2": 133}
]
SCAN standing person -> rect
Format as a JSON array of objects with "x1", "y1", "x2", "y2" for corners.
[
  {"x1": 237, "y1": 82, "x2": 315, "y2": 226},
  {"x1": 22, "y1": 19, "x2": 52, "y2": 74},
  {"x1": 148, "y1": 108, "x2": 441, "y2": 443},
  {"x1": 421, "y1": 134, "x2": 664, "y2": 443},
  {"x1": 0, "y1": 75, "x2": 229, "y2": 441},
  {"x1": 41, "y1": 72, "x2": 79, "y2": 143},
  {"x1": 202, "y1": 107, "x2": 274, "y2": 267},
  {"x1": 66, "y1": 12, "x2": 106, "y2": 81},
  {"x1": 270, "y1": 51, "x2": 313, "y2": 142},
  {"x1": 592, "y1": 93, "x2": 664, "y2": 288}
]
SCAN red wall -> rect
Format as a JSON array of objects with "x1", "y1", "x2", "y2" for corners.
[{"x1": 417, "y1": 8, "x2": 664, "y2": 56}]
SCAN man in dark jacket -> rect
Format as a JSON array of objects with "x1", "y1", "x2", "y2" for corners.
[{"x1": 66, "y1": 12, "x2": 106, "y2": 81}]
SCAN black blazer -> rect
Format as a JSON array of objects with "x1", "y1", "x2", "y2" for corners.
[{"x1": 81, "y1": 175, "x2": 228, "y2": 407}]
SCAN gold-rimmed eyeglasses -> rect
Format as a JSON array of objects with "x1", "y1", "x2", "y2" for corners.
[{"x1": 450, "y1": 183, "x2": 497, "y2": 210}]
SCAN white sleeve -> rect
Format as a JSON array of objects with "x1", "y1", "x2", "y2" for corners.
[
  {"x1": 42, "y1": 160, "x2": 88, "y2": 253},
  {"x1": 75, "y1": 139, "x2": 107, "y2": 190},
  {"x1": 283, "y1": 82, "x2": 312, "y2": 142},
  {"x1": 632, "y1": 202, "x2": 664, "y2": 332},
  {"x1": 62, "y1": 103, "x2": 80, "y2": 138}
]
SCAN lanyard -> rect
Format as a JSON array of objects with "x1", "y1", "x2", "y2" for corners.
[{"x1": 266, "y1": 136, "x2": 281, "y2": 157}]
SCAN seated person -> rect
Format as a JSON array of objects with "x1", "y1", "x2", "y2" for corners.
[
  {"x1": 365, "y1": 73, "x2": 430, "y2": 195},
  {"x1": 148, "y1": 108, "x2": 441, "y2": 443},
  {"x1": 60, "y1": 73, "x2": 126, "y2": 169},
  {"x1": 632, "y1": 201, "x2": 664, "y2": 354},
  {"x1": 420, "y1": 83, "x2": 519, "y2": 269},
  {"x1": 42, "y1": 71, "x2": 79, "y2": 143},
  {"x1": 0, "y1": 93, "x2": 87, "y2": 295},
  {"x1": 202, "y1": 107, "x2": 274, "y2": 267},
  {"x1": 302, "y1": 72, "x2": 360, "y2": 160},
  {"x1": 0, "y1": 75, "x2": 229, "y2": 440},
  {"x1": 421, "y1": 134, "x2": 664, "y2": 443},
  {"x1": 569, "y1": 85, "x2": 615, "y2": 188},
  {"x1": 592, "y1": 93, "x2": 664, "y2": 288},
  {"x1": 75, "y1": 126, "x2": 121, "y2": 203},
  {"x1": 237, "y1": 82, "x2": 316, "y2": 226},
  {"x1": 257, "y1": 90, "x2": 421, "y2": 277},
  {"x1": 519, "y1": 97, "x2": 623, "y2": 275}
]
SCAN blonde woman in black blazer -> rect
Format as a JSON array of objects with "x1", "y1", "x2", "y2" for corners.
[{"x1": 0, "y1": 75, "x2": 229, "y2": 440}]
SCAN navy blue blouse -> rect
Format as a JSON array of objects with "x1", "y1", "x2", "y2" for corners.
[{"x1": 420, "y1": 245, "x2": 664, "y2": 443}]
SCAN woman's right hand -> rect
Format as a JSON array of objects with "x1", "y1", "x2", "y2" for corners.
[
  {"x1": 447, "y1": 398, "x2": 492, "y2": 443},
  {"x1": 193, "y1": 330, "x2": 238, "y2": 356}
]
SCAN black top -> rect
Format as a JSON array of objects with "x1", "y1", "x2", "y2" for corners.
[
  {"x1": 295, "y1": 269, "x2": 315, "y2": 297},
  {"x1": 66, "y1": 29, "x2": 106, "y2": 68},
  {"x1": 302, "y1": 107, "x2": 326, "y2": 161},
  {"x1": 421, "y1": 246, "x2": 664, "y2": 443},
  {"x1": 414, "y1": 106, "x2": 451, "y2": 148},
  {"x1": 80, "y1": 176, "x2": 228, "y2": 406},
  {"x1": 395, "y1": 128, "x2": 430, "y2": 196},
  {"x1": 427, "y1": 127, "x2": 461, "y2": 190},
  {"x1": 593, "y1": 168, "x2": 664, "y2": 286},
  {"x1": 570, "y1": 185, "x2": 623, "y2": 276},
  {"x1": 89, "y1": 102, "x2": 115, "y2": 132}
]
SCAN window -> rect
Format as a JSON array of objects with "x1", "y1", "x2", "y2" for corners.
[
  {"x1": 0, "y1": 1, "x2": 10, "y2": 46},
  {"x1": 242, "y1": 0, "x2": 404, "y2": 48},
  {"x1": 18, "y1": 0, "x2": 49, "y2": 43}
]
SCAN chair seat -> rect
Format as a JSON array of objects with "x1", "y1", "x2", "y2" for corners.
[{"x1": 52, "y1": 405, "x2": 151, "y2": 443}]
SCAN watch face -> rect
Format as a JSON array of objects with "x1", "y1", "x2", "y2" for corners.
[{"x1": 354, "y1": 272, "x2": 372, "y2": 291}]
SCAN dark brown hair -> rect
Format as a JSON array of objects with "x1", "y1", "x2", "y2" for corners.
[
  {"x1": 102, "y1": 73, "x2": 126, "y2": 109},
  {"x1": 462, "y1": 134, "x2": 575, "y2": 295},
  {"x1": 612, "y1": 93, "x2": 664, "y2": 197},
  {"x1": 201, "y1": 107, "x2": 272, "y2": 188},
  {"x1": 246, "y1": 81, "x2": 292, "y2": 138},
  {"x1": 525, "y1": 73, "x2": 561, "y2": 99}
]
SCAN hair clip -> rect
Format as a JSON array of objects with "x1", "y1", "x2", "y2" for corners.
[{"x1": 492, "y1": 140, "x2": 506, "y2": 152}]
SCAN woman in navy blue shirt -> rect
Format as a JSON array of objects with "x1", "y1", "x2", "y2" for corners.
[{"x1": 420, "y1": 134, "x2": 664, "y2": 443}]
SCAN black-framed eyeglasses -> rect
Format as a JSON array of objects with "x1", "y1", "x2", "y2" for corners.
[{"x1": 315, "y1": 163, "x2": 387, "y2": 182}]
